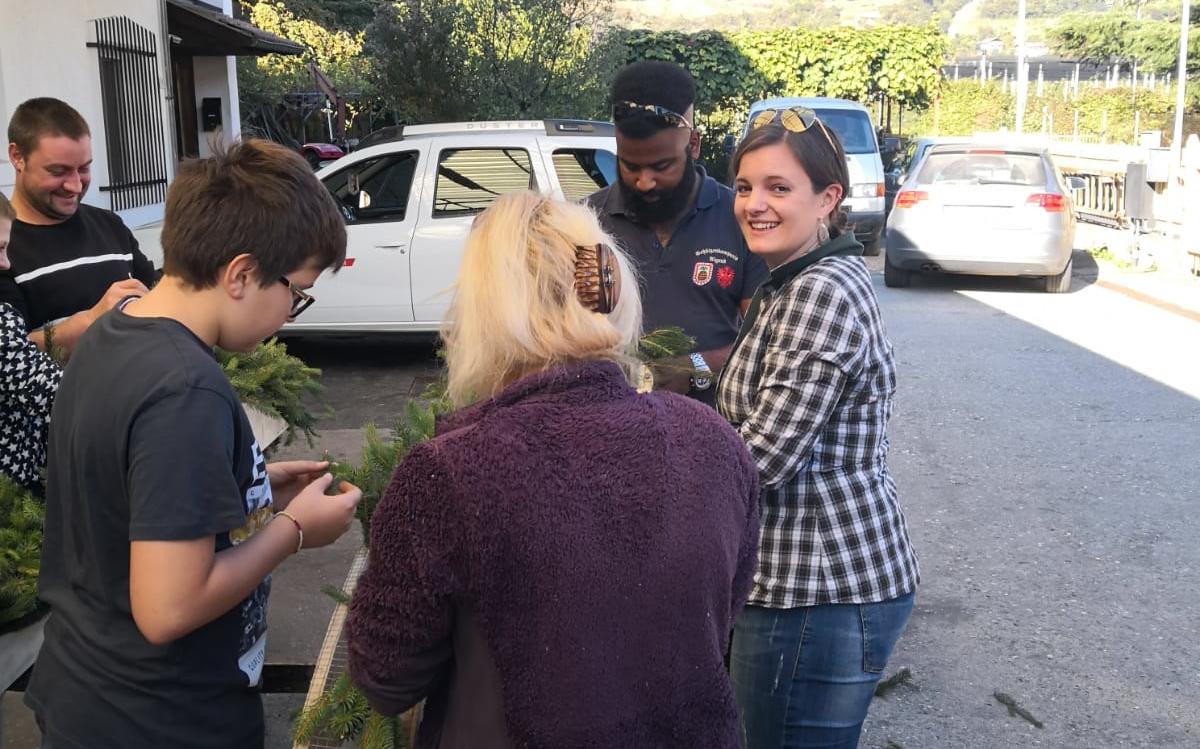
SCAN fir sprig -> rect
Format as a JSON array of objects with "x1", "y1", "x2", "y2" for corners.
[
  {"x1": 217, "y1": 338, "x2": 328, "y2": 446},
  {"x1": 0, "y1": 476, "x2": 44, "y2": 628},
  {"x1": 637, "y1": 326, "x2": 695, "y2": 362}
]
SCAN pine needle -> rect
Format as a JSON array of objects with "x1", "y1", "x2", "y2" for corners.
[
  {"x1": 217, "y1": 337, "x2": 329, "y2": 446},
  {"x1": 0, "y1": 476, "x2": 44, "y2": 627},
  {"x1": 321, "y1": 584, "x2": 351, "y2": 605}
]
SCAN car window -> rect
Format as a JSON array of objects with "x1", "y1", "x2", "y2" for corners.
[
  {"x1": 552, "y1": 148, "x2": 616, "y2": 201},
  {"x1": 915, "y1": 152, "x2": 1046, "y2": 187},
  {"x1": 323, "y1": 151, "x2": 419, "y2": 224},
  {"x1": 434, "y1": 148, "x2": 535, "y2": 217},
  {"x1": 812, "y1": 109, "x2": 876, "y2": 155}
]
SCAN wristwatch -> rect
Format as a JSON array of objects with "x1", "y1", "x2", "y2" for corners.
[{"x1": 689, "y1": 352, "x2": 713, "y2": 391}]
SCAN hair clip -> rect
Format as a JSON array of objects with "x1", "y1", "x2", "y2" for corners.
[{"x1": 574, "y1": 243, "x2": 620, "y2": 314}]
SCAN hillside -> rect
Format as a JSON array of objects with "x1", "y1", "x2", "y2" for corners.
[{"x1": 610, "y1": 0, "x2": 1119, "y2": 46}]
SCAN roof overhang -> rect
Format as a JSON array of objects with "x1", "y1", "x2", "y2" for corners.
[{"x1": 166, "y1": 0, "x2": 303, "y2": 57}]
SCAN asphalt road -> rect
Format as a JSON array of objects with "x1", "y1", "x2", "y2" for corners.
[{"x1": 859, "y1": 258, "x2": 1200, "y2": 748}]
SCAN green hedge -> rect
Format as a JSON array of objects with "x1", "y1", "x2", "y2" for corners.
[{"x1": 913, "y1": 79, "x2": 1177, "y2": 142}]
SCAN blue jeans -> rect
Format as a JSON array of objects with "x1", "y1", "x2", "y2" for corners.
[{"x1": 730, "y1": 592, "x2": 915, "y2": 749}]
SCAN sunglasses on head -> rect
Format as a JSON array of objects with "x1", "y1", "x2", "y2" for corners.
[
  {"x1": 612, "y1": 100, "x2": 693, "y2": 130},
  {"x1": 750, "y1": 107, "x2": 838, "y2": 152}
]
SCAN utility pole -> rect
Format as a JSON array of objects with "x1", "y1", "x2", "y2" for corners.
[
  {"x1": 1172, "y1": 0, "x2": 1191, "y2": 162},
  {"x1": 1015, "y1": 0, "x2": 1028, "y2": 134}
]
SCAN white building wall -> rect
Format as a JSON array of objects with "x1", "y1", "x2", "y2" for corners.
[
  {"x1": 0, "y1": 0, "x2": 248, "y2": 229},
  {"x1": 193, "y1": 56, "x2": 242, "y2": 158},
  {"x1": 0, "y1": 0, "x2": 176, "y2": 227}
]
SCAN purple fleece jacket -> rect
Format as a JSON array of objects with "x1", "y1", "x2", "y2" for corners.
[{"x1": 347, "y1": 360, "x2": 760, "y2": 748}]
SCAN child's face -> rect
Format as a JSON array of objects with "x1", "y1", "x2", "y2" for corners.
[
  {"x1": 0, "y1": 220, "x2": 11, "y2": 272},
  {"x1": 219, "y1": 260, "x2": 324, "y2": 352}
]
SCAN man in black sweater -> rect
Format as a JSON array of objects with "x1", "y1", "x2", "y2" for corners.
[{"x1": 2, "y1": 98, "x2": 156, "y2": 355}]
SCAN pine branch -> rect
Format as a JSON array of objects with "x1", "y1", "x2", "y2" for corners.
[
  {"x1": 637, "y1": 327, "x2": 695, "y2": 363},
  {"x1": 217, "y1": 338, "x2": 329, "y2": 446},
  {"x1": 0, "y1": 475, "x2": 44, "y2": 628}
]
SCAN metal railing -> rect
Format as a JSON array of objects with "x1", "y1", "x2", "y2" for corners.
[
  {"x1": 88, "y1": 16, "x2": 168, "y2": 211},
  {"x1": 1063, "y1": 171, "x2": 1126, "y2": 228}
]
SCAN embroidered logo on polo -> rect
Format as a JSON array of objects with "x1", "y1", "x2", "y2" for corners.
[{"x1": 692, "y1": 248, "x2": 739, "y2": 289}]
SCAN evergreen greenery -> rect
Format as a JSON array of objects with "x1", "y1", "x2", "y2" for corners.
[
  {"x1": 217, "y1": 337, "x2": 327, "y2": 446},
  {"x1": 0, "y1": 476, "x2": 44, "y2": 629}
]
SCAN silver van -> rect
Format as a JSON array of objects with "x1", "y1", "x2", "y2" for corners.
[{"x1": 744, "y1": 97, "x2": 886, "y2": 255}]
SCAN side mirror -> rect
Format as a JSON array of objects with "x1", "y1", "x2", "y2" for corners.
[
  {"x1": 722, "y1": 133, "x2": 736, "y2": 156},
  {"x1": 1066, "y1": 176, "x2": 1087, "y2": 191}
]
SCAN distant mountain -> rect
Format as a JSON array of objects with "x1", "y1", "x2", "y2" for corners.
[{"x1": 609, "y1": 0, "x2": 1115, "y2": 34}]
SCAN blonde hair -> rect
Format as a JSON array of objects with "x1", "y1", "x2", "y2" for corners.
[{"x1": 442, "y1": 191, "x2": 643, "y2": 407}]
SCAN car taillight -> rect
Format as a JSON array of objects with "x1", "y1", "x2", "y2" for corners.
[
  {"x1": 1027, "y1": 193, "x2": 1067, "y2": 212},
  {"x1": 894, "y1": 191, "x2": 928, "y2": 209}
]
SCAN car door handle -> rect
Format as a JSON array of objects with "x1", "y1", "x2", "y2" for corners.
[{"x1": 375, "y1": 243, "x2": 407, "y2": 253}]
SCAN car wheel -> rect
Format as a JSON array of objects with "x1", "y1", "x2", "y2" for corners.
[
  {"x1": 304, "y1": 151, "x2": 321, "y2": 170},
  {"x1": 883, "y1": 253, "x2": 911, "y2": 288},
  {"x1": 1044, "y1": 257, "x2": 1072, "y2": 293}
]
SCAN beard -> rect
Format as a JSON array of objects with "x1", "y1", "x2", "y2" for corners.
[
  {"x1": 18, "y1": 177, "x2": 84, "y2": 222},
  {"x1": 619, "y1": 151, "x2": 698, "y2": 225}
]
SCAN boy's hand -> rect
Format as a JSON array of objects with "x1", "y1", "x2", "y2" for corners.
[
  {"x1": 284, "y1": 473, "x2": 362, "y2": 549},
  {"x1": 267, "y1": 460, "x2": 329, "y2": 511}
]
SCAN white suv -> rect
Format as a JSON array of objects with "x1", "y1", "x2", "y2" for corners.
[{"x1": 137, "y1": 120, "x2": 618, "y2": 333}]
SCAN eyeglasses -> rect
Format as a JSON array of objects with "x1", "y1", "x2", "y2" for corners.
[
  {"x1": 612, "y1": 100, "x2": 693, "y2": 130},
  {"x1": 750, "y1": 107, "x2": 838, "y2": 153},
  {"x1": 278, "y1": 276, "x2": 315, "y2": 319}
]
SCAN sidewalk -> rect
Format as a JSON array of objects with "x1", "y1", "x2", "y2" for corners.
[{"x1": 1073, "y1": 223, "x2": 1200, "y2": 320}]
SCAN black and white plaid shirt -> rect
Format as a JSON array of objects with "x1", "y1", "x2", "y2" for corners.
[{"x1": 718, "y1": 253, "x2": 919, "y2": 608}]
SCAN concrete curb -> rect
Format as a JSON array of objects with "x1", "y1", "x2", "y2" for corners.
[{"x1": 1072, "y1": 249, "x2": 1200, "y2": 322}]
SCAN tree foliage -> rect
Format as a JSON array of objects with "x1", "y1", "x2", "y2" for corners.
[
  {"x1": 364, "y1": 0, "x2": 620, "y2": 123},
  {"x1": 363, "y1": 0, "x2": 477, "y2": 123},
  {"x1": 238, "y1": 1, "x2": 373, "y2": 144},
  {"x1": 623, "y1": 24, "x2": 948, "y2": 110},
  {"x1": 1049, "y1": 11, "x2": 1200, "y2": 74}
]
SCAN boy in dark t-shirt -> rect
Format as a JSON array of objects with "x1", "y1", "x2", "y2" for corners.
[{"x1": 26, "y1": 140, "x2": 362, "y2": 749}]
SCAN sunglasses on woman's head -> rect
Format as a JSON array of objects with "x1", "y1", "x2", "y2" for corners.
[
  {"x1": 750, "y1": 107, "x2": 838, "y2": 152},
  {"x1": 612, "y1": 100, "x2": 693, "y2": 130}
]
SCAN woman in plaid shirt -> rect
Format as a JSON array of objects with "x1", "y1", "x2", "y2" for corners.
[{"x1": 717, "y1": 110, "x2": 920, "y2": 748}]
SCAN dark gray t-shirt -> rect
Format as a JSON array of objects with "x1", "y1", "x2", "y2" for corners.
[{"x1": 26, "y1": 309, "x2": 274, "y2": 749}]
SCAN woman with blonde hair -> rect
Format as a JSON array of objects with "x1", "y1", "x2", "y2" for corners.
[{"x1": 348, "y1": 191, "x2": 760, "y2": 748}]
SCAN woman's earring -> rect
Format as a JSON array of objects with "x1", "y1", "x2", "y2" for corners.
[{"x1": 817, "y1": 220, "x2": 830, "y2": 244}]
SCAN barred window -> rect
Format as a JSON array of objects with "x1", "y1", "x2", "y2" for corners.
[{"x1": 89, "y1": 16, "x2": 169, "y2": 211}]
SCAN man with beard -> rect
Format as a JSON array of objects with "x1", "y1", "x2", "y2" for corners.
[
  {"x1": 2, "y1": 98, "x2": 155, "y2": 355},
  {"x1": 588, "y1": 62, "x2": 768, "y2": 405}
]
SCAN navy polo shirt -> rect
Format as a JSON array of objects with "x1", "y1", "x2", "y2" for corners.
[{"x1": 588, "y1": 167, "x2": 769, "y2": 353}]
